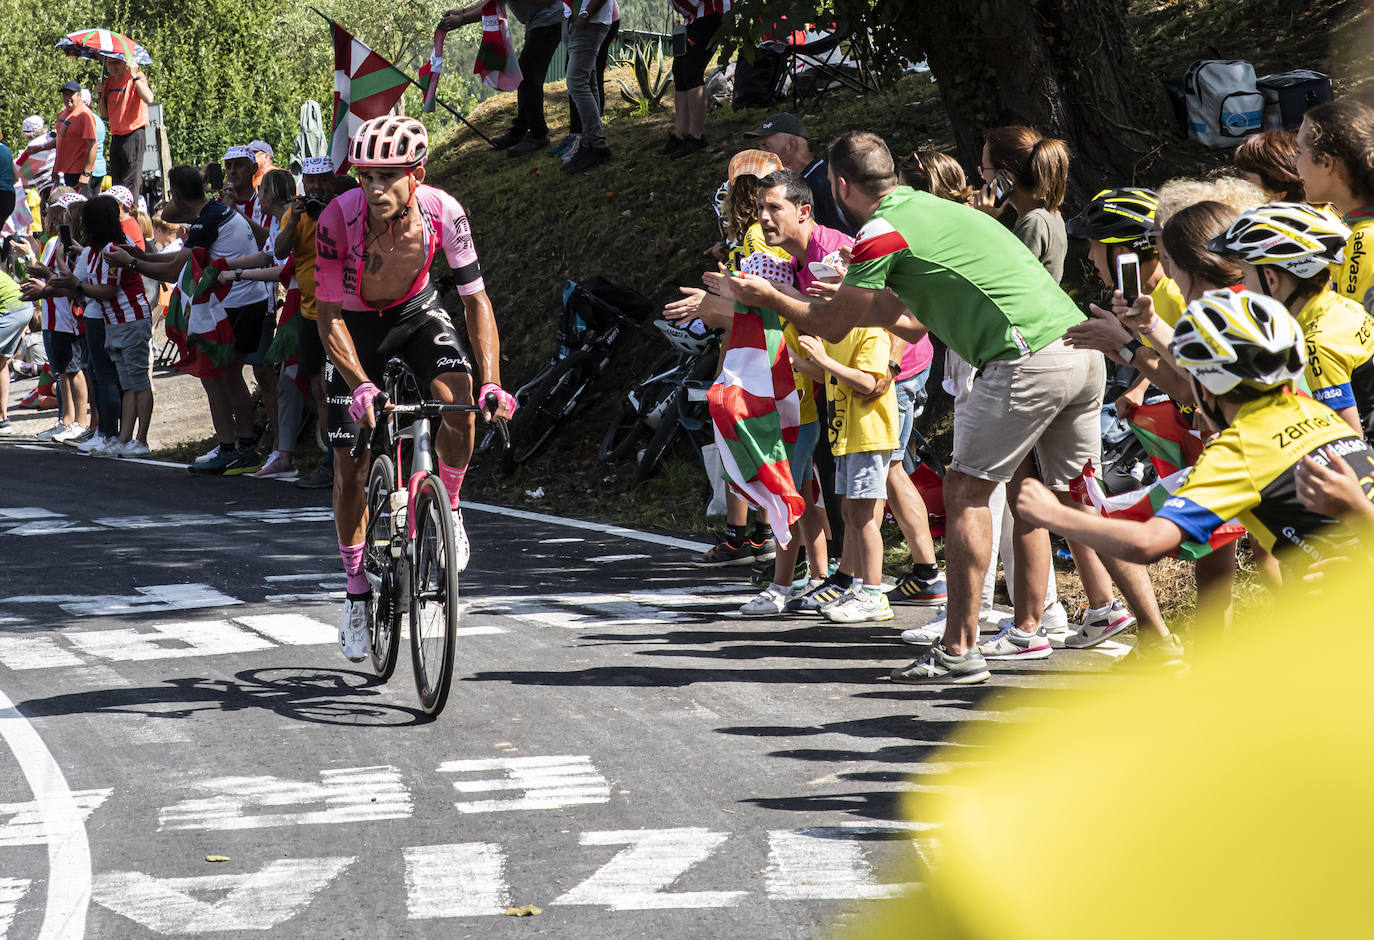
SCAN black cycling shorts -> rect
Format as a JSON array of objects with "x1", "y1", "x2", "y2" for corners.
[{"x1": 324, "y1": 286, "x2": 473, "y2": 448}]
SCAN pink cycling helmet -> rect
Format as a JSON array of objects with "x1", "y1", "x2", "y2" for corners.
[{"x1": 348, "y1": 116, "x2": 429, "y2": 169}]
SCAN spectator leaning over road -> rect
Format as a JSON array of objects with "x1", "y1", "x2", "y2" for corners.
[
  {"x1": 71, "y1": 195, "x2": 153, "y2": 456},
  {"x1": 666, "y1": 0, "x2": 729, "y2": 160},
  {"x1": 561, "y1": 0, "x2": 616, "y2": 174},
  {"x1": 80, "y1": 89, "x2": 108, "y2": 192},
  {"x1": 444, "y1": 0, "x2": 566, "y2": 158},
  {"x1": 94, "y1": 55, "x2": 153, "y2": 203},
  {"x1": 1295, "y1": 99, "x2": 1374, "y2": 315},
  {"x1": 1233, "y1": 129, "x2": 1306, "y2": 202},
  {"x1": 17, "y1": 115, "x2": 56, "y2": 206},
  {"x1": 745, "y1": 112, "x2": 856, "y2": 236},
  {"x1": 0, "y1": 267, "x2": 30, "y2": 434},
  {"x1": 729, "y1": 131, "x2": 1171, "y2": 684},
  {"x1": 21, "y1": 193, "x2": 91, "y2": 444},
  {"x1": 108, "y1": 165, "x2": 272, "y2": 475},
  {"x1": 29, "y1": 82, "x2": 98, "y2": 197}
]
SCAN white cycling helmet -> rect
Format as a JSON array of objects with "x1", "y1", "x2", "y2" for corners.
[
  {"x1": 1206, "y1": 202, "x2": 1351, "y2": 279},
  {"x1": 1171, "y1": 288, "x2": 1306, "y2": 395}
]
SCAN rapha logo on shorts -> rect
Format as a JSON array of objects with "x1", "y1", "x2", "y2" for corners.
[{"x1": 435, "y1": 356, "x2": 468, "y2": 370}]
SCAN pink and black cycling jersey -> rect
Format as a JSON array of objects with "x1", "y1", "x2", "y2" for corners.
[{"x1": 314, "y1": 185, "x2": 484, "y2": 313}]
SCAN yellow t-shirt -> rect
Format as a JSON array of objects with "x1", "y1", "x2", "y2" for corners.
[
  {"x1": 821, "y1": 327, "x2": 898, "y2": 456},
  {"x1": 1335, "y1": 210, "x2": 1374, "y2": 315},
  {"x1": 1294, "y1": 288, "x2": 1374, "y2": 416},
  {"x1": 1152, "y1": 276, "x2": 1187, "y2": 327},
  {"x1": 727, "y1": 222, "x2": 789, "y2": 274},
  {"x1": 782, "y1": 321, "x2": 819, "y2": 426},
  {"x1": 282, "y1": 208, "x2": 319, "y2": 320}
]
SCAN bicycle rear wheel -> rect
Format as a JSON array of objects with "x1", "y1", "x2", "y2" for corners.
[
  {"x1": 365, "y1": 456, "x2": 402, "y2": 680},
  {"x1": 502, "y1": 351, "x2": 594, "y2": 472},
  {"x1": 634, "y1": 395, "x2": 684, "y2": 485},
  {"x1": 409, "y1": 475, "x2": 458, "y2": 716}
]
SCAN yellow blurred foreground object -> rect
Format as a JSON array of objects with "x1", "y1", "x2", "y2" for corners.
[{"x1": 857, "y1": 551, "x2": 1374, "y2": 940}]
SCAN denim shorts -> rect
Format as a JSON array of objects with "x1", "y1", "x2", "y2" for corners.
[
  {"x1": 789, "y1": 420, "x2": 819, "y2": 489},
  {"x1": 835, "y1": 450, "x2": 888, "y2": 499},
  {"x1": 891, "y1": 367, "x2": 930, "y2": 463}
]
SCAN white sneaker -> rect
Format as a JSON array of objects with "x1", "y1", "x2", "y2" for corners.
[
  {"x1": 77, "y1": 432, "x2": 108, "y2": 454},
  {"x1": 1064, "y1": 600, "x2": 1137, "y2": 649},
  {"x1": 738, "y1": 587, "x2": 789, "y2": 617},
  {"x1": 1041, "y1": 601, "x2": 1070, "y2": 635},
  {"x1": 35, "y1": 421, "x2": 68, "y2": 442},
  {"x1": 825, "y1": 590, "x2": 894, "y2": 623},
  {"x1": 53, "y1": 423, "x2": 89, "y2": 444},
  {"x1": 119, "y1": 439, "x2": 151, "y2": 457},
  {"x1": 90, "y1": 438, "x2": 123, "y2": 457},
  {"x1": 901, "y1": 603, "x2": 1007, "y2": 645},
  {"x1": 452, "y1": 507, "x2": 470, "y2": 572},
  {"x1": 192, "y1": 444, "x2": 224, "y2": 465},
  {"x1": 338, "y1": 595, "x2": 371, "y2": 662},
  {"x1": 252, "y1": 450, "x2": 298, "y2": 480},
  {"x1": 978, "y1": 624, "x2": 1053, "y2": 660}
]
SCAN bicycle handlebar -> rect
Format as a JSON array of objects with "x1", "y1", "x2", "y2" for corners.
[{"x1": 350, "y1": 391, "x2": 509, "y2": 459}]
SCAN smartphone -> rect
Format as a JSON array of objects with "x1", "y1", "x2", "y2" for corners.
[
  {"x1": 58, "y1": 224, "x2": 72, "y2": 250},
  {"x1": 807, "y1": 260, "x2": 845, "y2": 282},
  {"x1": 993, "y1": 171, "x2": 1013, "y2": 207},
  {"x1": 205, "y1": 163, "x2": 224, "y2": 191},
  {"x1": 1116, "y1": 252, "x2": 1141, "y2": 304}
]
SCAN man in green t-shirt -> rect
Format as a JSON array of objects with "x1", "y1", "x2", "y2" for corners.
[{"x1": 731, "y1": 130, "x2": 1168, "y2": 684}]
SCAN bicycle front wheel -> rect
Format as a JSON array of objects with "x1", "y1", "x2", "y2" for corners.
[
  {"x1": 365, "y1": 455, "x2": 402, "y2": 680},
  {"x1": 502, "y1": 351, "x2": 594, "y2": 471},
  {"x1": 409, "y1": 475, "x2": 458, "y2": 716}
]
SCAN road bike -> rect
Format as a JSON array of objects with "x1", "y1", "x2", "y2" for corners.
[{"x1": 352, "y1": 363, "x2": 506, "y2": 717}]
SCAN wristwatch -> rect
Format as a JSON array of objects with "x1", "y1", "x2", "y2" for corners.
[
  {"x1": 888, "y1": 360, "x2": 901, "y2": 376},
  {"x1": 1120, "y1": 338, "x2": 1143, "y2": 363}
]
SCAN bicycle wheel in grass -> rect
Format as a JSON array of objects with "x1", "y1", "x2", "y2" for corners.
[{"x1": 409, "y1": 474, "x2": 458, "y2": 716}]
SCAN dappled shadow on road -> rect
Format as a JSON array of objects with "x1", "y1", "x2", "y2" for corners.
[
  {"x1": 17, "y1": 666, "x2": 430, "y2": 727},
  {"x1": 466, "y1": 663, "x2": 904, "y2": 687}
]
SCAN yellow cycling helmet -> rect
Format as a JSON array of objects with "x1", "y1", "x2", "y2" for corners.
[
  {"x1": 1171, "y1": 288, "x2": 1306, "y2": 395},
  {"x1": 1066, "y1": 188, "x2": 1159, "y2": 251},
  {"x1": 1206, "y1": 202, "x2": 1351, "y2": 279}
]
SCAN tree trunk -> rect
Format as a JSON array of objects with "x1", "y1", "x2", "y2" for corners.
[{"x1": 906, "y1": 0, "x2": 1170, "y2": 205}]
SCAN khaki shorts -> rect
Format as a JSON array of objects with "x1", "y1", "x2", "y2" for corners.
[{"x1": 951, "y1": 339, "x2": 1104, "y2": 491}]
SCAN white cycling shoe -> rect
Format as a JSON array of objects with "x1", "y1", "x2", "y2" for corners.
[
  {"x1": 339, "y1": 595, "x2": 371, "y2": 663},
  {"x1": 452, "y1": 508, "x2": 470, "y2": 573}
]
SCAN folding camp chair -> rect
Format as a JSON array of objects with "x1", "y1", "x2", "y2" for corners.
[{"x1": 766, "y1": 20, "x2": 882, "y2": 108}]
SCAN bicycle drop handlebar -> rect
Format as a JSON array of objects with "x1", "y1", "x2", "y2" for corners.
[{"x1": 351, "y1": 390, "x2": 509, "y2": 459}]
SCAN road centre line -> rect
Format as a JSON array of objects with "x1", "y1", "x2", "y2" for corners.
[{"x1": 0, "y1": 685, "x2": 90, "y2": 939}]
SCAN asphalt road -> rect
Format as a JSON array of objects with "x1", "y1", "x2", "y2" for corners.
[{"x1": 0, "y1": 443, "x2": 1122, "y2": 938}]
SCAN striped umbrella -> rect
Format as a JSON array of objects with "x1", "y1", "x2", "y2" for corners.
[{"x1": 56, "y1": 28, "x2": 152, "y2": 65}]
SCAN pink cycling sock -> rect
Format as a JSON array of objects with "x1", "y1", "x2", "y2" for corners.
[
  {"x1": 339, "y1": 541, "x2": 369, "y2": 595},
  {"x1": 438, "y1": 461, "x2": 466, "y2": 510}
]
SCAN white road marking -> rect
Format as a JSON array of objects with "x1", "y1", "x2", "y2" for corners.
[
  {"x1": 0, "y1": 685, "x2": 92, "y2": 939},
  {"x1": 0, "y1": 583, "x2": 242, "y2": 618},
  {"x1": 554, "y1": 829, "x2": 747, "y2": 910},
  {"x1": 157, "y1": 766, "x2": 412, "y2": 831},
  {"x1": 91, "y1": 857, "x2": 355, "y2": 933},
  {"x1": 0, "y1": 636, "x2": 84, "y2": 670},
  {"x1": 65, "y1": 619, "x2": 272, "y2": 663},
  {"x1": 263, "y1": 573, "x2": 347, "y2": 583},
  {"x1": 0, "y1": 507, "x2": 61, "y2": 520},
  {"x1": 765, "y1": 826, "x2": 924, "y2": 900},
  {"x1": 586, "y1": 554, "x2": 652, "y2": 563},
  {"x1": 404, "y1": 844, "x2": 511, "y2": 919},
  {"x1": 537, "y1": 537, "x2": 584, "y2": 544},
  {"x1": 92, "y1": 513, "x2": 220, "y2": 530},
  {"x1": 0, "y1": 878, "x2": 31, "y2": 938},
  {"x1": 438, "y1": 755, "x2": 611, "y2": 814},
  {"x1": 228, "y1": 508, "x2": 336, "y2": 525},
  {"x1": 234, "y1": 614, "x2": 335, "y2": 646},
  {"x1": 464, "y1": 500, "x2": 712, "y2": 552},
  {"x1": 0, "y1": 789, "x2": 111, "y2": 847}
]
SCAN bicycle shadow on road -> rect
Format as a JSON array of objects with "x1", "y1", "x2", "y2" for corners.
[{"x1": 15, "y1": 666, "x2": 432, "y2": 727}]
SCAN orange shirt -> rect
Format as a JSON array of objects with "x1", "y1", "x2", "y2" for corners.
[
  {"x1": 120, "y1": 216, "x2": 146, "y2": 250},
  {"x1": 54, "y1": 104, "x2": 96, "y2": 175},
  {"x1": 102, "y1": 69, "x2": 150, "y2": 136}
]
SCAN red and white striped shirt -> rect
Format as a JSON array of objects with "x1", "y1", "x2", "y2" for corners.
[
  {"x1": 76, "y1": 242, "x2": 151, "y2": 325},
  {"x1": 40, "y1": 237, "x2": 80, "y2": 334}
]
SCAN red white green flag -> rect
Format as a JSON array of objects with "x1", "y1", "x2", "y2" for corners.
[
  {"x1": 473, "y1": 0, "x2": 522, "y2": 92},
  {"x1": 1117, "y1": 398, "x2": 1205, "y2": 476},
  {"x1": 706, "y1": 253, "x2": 805, "y2": 547},
  {"x1": 265, "y1": 256, "x2": 311, "y2": 393},
  {"x1": 164, "y1": 248, "x2": 237, "y2": 379},
  {"x1": 417, "y1": 29, "x2": 446, "y2": 113},
  {"x1": 1069, "y1": 461, "x2": 1246, "y2": 561},
  {"x1": 323, "y1": 14, "x2": 415, "y2": 170}
]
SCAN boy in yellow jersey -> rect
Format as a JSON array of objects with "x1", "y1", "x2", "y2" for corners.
[
  {"x1": 797, "y1": 321, "x2": 900, "y2": 624},
  {"x1": 1208, "y1": 202, "x2": 1374, "y2": 434},
  {"x1": 1017, "y1": 289, "x2": 1374, "y2": 579}
]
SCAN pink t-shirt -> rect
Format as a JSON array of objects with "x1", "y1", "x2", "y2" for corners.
[
  {"x1": 315, "y1": 184, "x2": 484, "y2": 312},
  {"x1": 795, "y1": 222, "x2": 933, "y2": 376}
]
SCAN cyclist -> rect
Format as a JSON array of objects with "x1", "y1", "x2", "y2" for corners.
[
  {"x1": 315, "y1": 115, "x2": 514, "y2": 662},
  {"x1": 1016, "y1": 289, "x2": 1374, "y2": 578},
  {"x1": 1207, "y1": 202, "x2": 1374, "y2": 434}
]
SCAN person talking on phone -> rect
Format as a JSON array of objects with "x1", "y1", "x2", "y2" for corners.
[{"x1": 973, "y1": 126, "x2": 1071, "y2": 282}]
